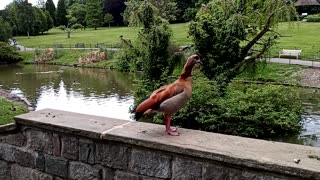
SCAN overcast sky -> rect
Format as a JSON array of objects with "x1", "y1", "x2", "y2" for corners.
[{"x1": 0, "y1": 0, "x2": 58, "y2": 10}]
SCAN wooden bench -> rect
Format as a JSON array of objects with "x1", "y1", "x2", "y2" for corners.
[{"x1": 279, "y1": 49, "x2": 302, "y2": 59}]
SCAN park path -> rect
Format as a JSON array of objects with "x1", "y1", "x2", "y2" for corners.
[{"x1": 266, "y1": 58, "x2": 320, "y2": 68}]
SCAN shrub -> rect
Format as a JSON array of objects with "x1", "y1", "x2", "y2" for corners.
[
  {"x1": 78, "y1": 50, "x2": 107, "y2": 64},
  {"x1": 305, "y1": 14, "x2": 320, "y2": 22},
  {"x1": 168, "y1": 81, "x2": 303, "y2": 138},
  {"x1": 0, "y1": 42, "x2": 23, "y2": 64},
  {"x1": 34, "y1": 48, "x2": 59, "y2": 63}
]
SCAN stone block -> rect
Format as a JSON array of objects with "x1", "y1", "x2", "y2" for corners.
[
  {"x1": 1, "y1": 132, "x2": 26, "y2": 147},
  {"x1": 11, "y1": 164, "x2": 33, "y2": 180},
  {"x1": 114, "y1": 171, "x2": 139, "y2": 180},
  {"x1": 31, "y1": 170, "x2": 53, "y2": 180},
  {"x1": 15, "y1": 147, "x2": 36, "y2": 168},
  {"x1": 79, "y1": 139, "x2": 95, "y2": 164},
  {"x1": 68, "y1": 161, "x2": 100, "y2": 180},
  {"x1": 45, "y1": 155, "x2": 68, "y2": 178},
  {"x1": 95, "y1": 142, "x2": 129, "y2": 170},
  {"x1": 101, "y1": 167, "x2": 115, "y2": 180},
  {"x1": 52, "y1": 133, "x2": 61, "y2": 156},
  {"x1": 61, "y1": 136, "x2": 79, "y2": 160},
  {"x1": 172, "y1": 157, "x2": 202, "y2": 180},
  {"x1": 0, "y1": 160, "x2": 10, "y2": 180},
  {"x1": 128, "y1": 148, "x2": 171, "y2": 178},
  {"x1": 202, "y1": 163, "x2": 229, "y2": 180},
  {"x1": 26, "y1": 128, "x2": 53, "y2": 155},
  {"x1": 36, "y1": 152, "x2": 45, "y2": 171},
  {"x1": 0, "y1": 143, "x2": 16, "y2": 162}
]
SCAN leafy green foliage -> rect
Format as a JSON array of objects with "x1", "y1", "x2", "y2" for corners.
[
  {"x1": 86, "y1": 0, "x2": 103, "y2": 30},
  {"x1": 123, "y1": 0, "x2": 178, "y2": 25},
  {"x1": 56, "y1": 0, "x2": 68, "y2": 26},
  {"x1": 189, "y1": 0, "x2": 297, "y2": 93},
  {"x1": 68, "y1": 3, "x2": 87, "y2": 27},
  {"x1": 115, "y1": 2, "x2": 182, "y2": 81},
  {"x1": 16, "y1": 1, "x2": 35, "y2": 37},
  {"x1": 306, "y1": 14, "x2": 320, "y2": 22},
  {"x1": 33, "y1": 7, "x2": 48, "y2": 34},
  {"x1": 0, "y1": 17, "x2": 13, "y2": 42},
  {"x1": 44, "y1": 10, "x2": 54, "y2": 30},
  {"x1": 104, "y1": 13, "x2": 114, "y2": 27},
  {"x1": 45, "y1": 0, "x2": 56, "y2": 25},
  {"x1": 0, "y1": 97, "x2": 28, "y2": 125},
  {"x1": 0, "y1": 42, "x2": 23, "y2": 64},
  {"x1": 171, "y1": 81, "x2": 303, "y2": 138}
]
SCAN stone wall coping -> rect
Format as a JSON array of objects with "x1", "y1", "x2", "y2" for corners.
[{"x1": 14, "y1": 109, "x2": 320, "y2": 179}]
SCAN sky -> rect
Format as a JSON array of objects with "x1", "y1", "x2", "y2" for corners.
[{"x1": 0, "y1": 0, "x2": 58, "y2": 10}]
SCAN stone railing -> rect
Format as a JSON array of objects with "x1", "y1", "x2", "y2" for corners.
[{"x1": 0, "y1": 109, "x2": 319, "y2": 180}]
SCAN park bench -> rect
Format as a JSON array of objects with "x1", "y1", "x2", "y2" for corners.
[{"x1": 278, "y1": 49, "x2": 302, "y2": 59}]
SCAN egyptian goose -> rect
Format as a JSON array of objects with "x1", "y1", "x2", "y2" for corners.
[{"x1": 133, "y1": 55, "x2": 201, "y2": 135}]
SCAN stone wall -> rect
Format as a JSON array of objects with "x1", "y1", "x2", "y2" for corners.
[{"x1": 0, "y1": 109, "x2": 319, "y2": 180}]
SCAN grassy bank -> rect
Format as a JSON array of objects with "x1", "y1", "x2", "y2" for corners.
[
  {"x1": 0, "y1": 97, "x2": 28, "y2": 125},
  {"x1": 19, "y1": 49, "x2": 117, "y2": 68}
]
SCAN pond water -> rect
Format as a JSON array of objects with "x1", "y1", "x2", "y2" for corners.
[
  {"x1": 0, "y1": 64, "x2": 135, "y2": 120},
  {"x1": 0, "y1": 64, "x2": 319, "y2": 147}
]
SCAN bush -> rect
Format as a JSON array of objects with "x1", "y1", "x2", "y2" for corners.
[
  {"x1": 0, "y1": 42, "x2": 23, "y2": 64},
  {"x1": 34, "y1": 48, "x2": 59, "y2": 63},
  {"x1": 305, "y1": 14, "x2": 320, "y2": 22},
  {"x1": 169, "y1": 81, "x2": 303, "y2": 138}
]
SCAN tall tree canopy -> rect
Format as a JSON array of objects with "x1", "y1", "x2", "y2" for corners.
[
  {"x1": 56, "y1": 0, "x2": 68, "y2": 26},
  {"x1": 189, "y1": 0, "x2": 297, "y2": 92},
  {"x1": 16, "y1": 1, "x2": 35, "y2": 38},
  {"x1": 86, "y1": 0, "x2": 103, "y2": 29},
  {"x1": 0, "y1": 17, "x2": 13, "y2": 42},
  {"x1": 33, "y1": 7, "x2": 47, "y2": 34},
  {"x1": 123, "y1": 0, "x2": 178, "y2": 25},
  {"x1": 68, "y1": 3, "x2": 87, "y2": 27},
  {"x1": 45, "y1": 0, "x2": 56, "y2": 25}
]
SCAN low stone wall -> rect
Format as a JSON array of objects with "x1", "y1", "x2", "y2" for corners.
[{"x1": 0, "y1": 109, "x2": 319, "y2": 180}]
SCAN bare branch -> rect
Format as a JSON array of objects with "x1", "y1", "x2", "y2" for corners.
[{"x1": 233, "y1": 37, "x2": 272, "y2": 73}]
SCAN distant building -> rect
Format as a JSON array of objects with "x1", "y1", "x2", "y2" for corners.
[{"x1": 295, "y1": 0, "x2": 320, "y2": 15}]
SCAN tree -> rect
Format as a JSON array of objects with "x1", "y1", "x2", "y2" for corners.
[
  {"x1": 56, "y1": 0, "x2": 68, "y2": 26},
  {"x1": 44, "y1": 10, "x2": 54, "y2": 31},
  {"x1": 103, "y1": 13, "x2": 113, "y2": 27},
  {"x1": 0, "y1": 17, "x2": 13, "y2": 42},
  {"x1": 33, "y1": 7, "x2": 48, "y2": 34},
  {"x1": 2, "y1": 3, "x2": 19, "y2": 36},
  {"x1": 123, "y1": 0, "x2": 178, "y2": 25},
  {"x1": 86, "y1": 0, "x2": 103, "y2": 30},
  {"x1": 16, "y1": 1, "x2": 35, "y2": 38},
  {"x1": 45, "y1": 0, "x2": 56, "y2": 26},
  {"x1": 189, "y1": 0, "x2": 297, "y2": 93},
  {"x1": 68, "y1": 3, "x2": 87, "y2": 27}
]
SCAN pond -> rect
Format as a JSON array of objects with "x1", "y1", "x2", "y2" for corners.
[
  {"x1": 0, "y1": 64, "x2": 135, "y2": 120},
  {"x1": 0, "y1": 64, "x2": 319, "y2": 147}
]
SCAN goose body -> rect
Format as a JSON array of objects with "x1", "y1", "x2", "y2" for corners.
[{"x1": 133, "y1": 55, "x2": 201, "y2": 135}]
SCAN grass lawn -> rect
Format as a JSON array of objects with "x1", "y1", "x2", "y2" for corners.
[
  {"x1": 16, "y1": 23, "x2": 193, "y2": 49},
  {"x1": 0, "y1": 97, "x2": 28, "y2": 125},
  {"x1": 236, "y1": 62, "x2": 303, "y2": 84},
  {"x1": 16, "y1": 22, "x2": 320, "y2": 60},
  {"x1": 270, "y1": 22, "x2": 320, "y2": 60}
]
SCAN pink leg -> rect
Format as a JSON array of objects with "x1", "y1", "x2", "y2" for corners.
[{"x1": 164, "y1": 114, "x2": 179, "y2": 136}]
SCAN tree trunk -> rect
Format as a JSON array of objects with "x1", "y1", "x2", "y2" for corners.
[
  {"x1": 94, "y1": 27, "x2": 97, "y2": 30},
  {"x1": 27, "y1": 31, "x2": 30, "y2": 39},
  {"x1": 67, "y1": 30, "x2": 71, "y2": 38},
  {"x1": 109, "y1": 23, "x2": 110, "y2": 27}
]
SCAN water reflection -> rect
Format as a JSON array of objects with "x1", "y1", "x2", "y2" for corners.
[{"x1": 0, "y1": 64, "x2": 135, "y2": 120}]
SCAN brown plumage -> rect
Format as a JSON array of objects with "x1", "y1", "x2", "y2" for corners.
[{"x1": 133, "y1": 54, "x2": 201, "y2": 135}]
